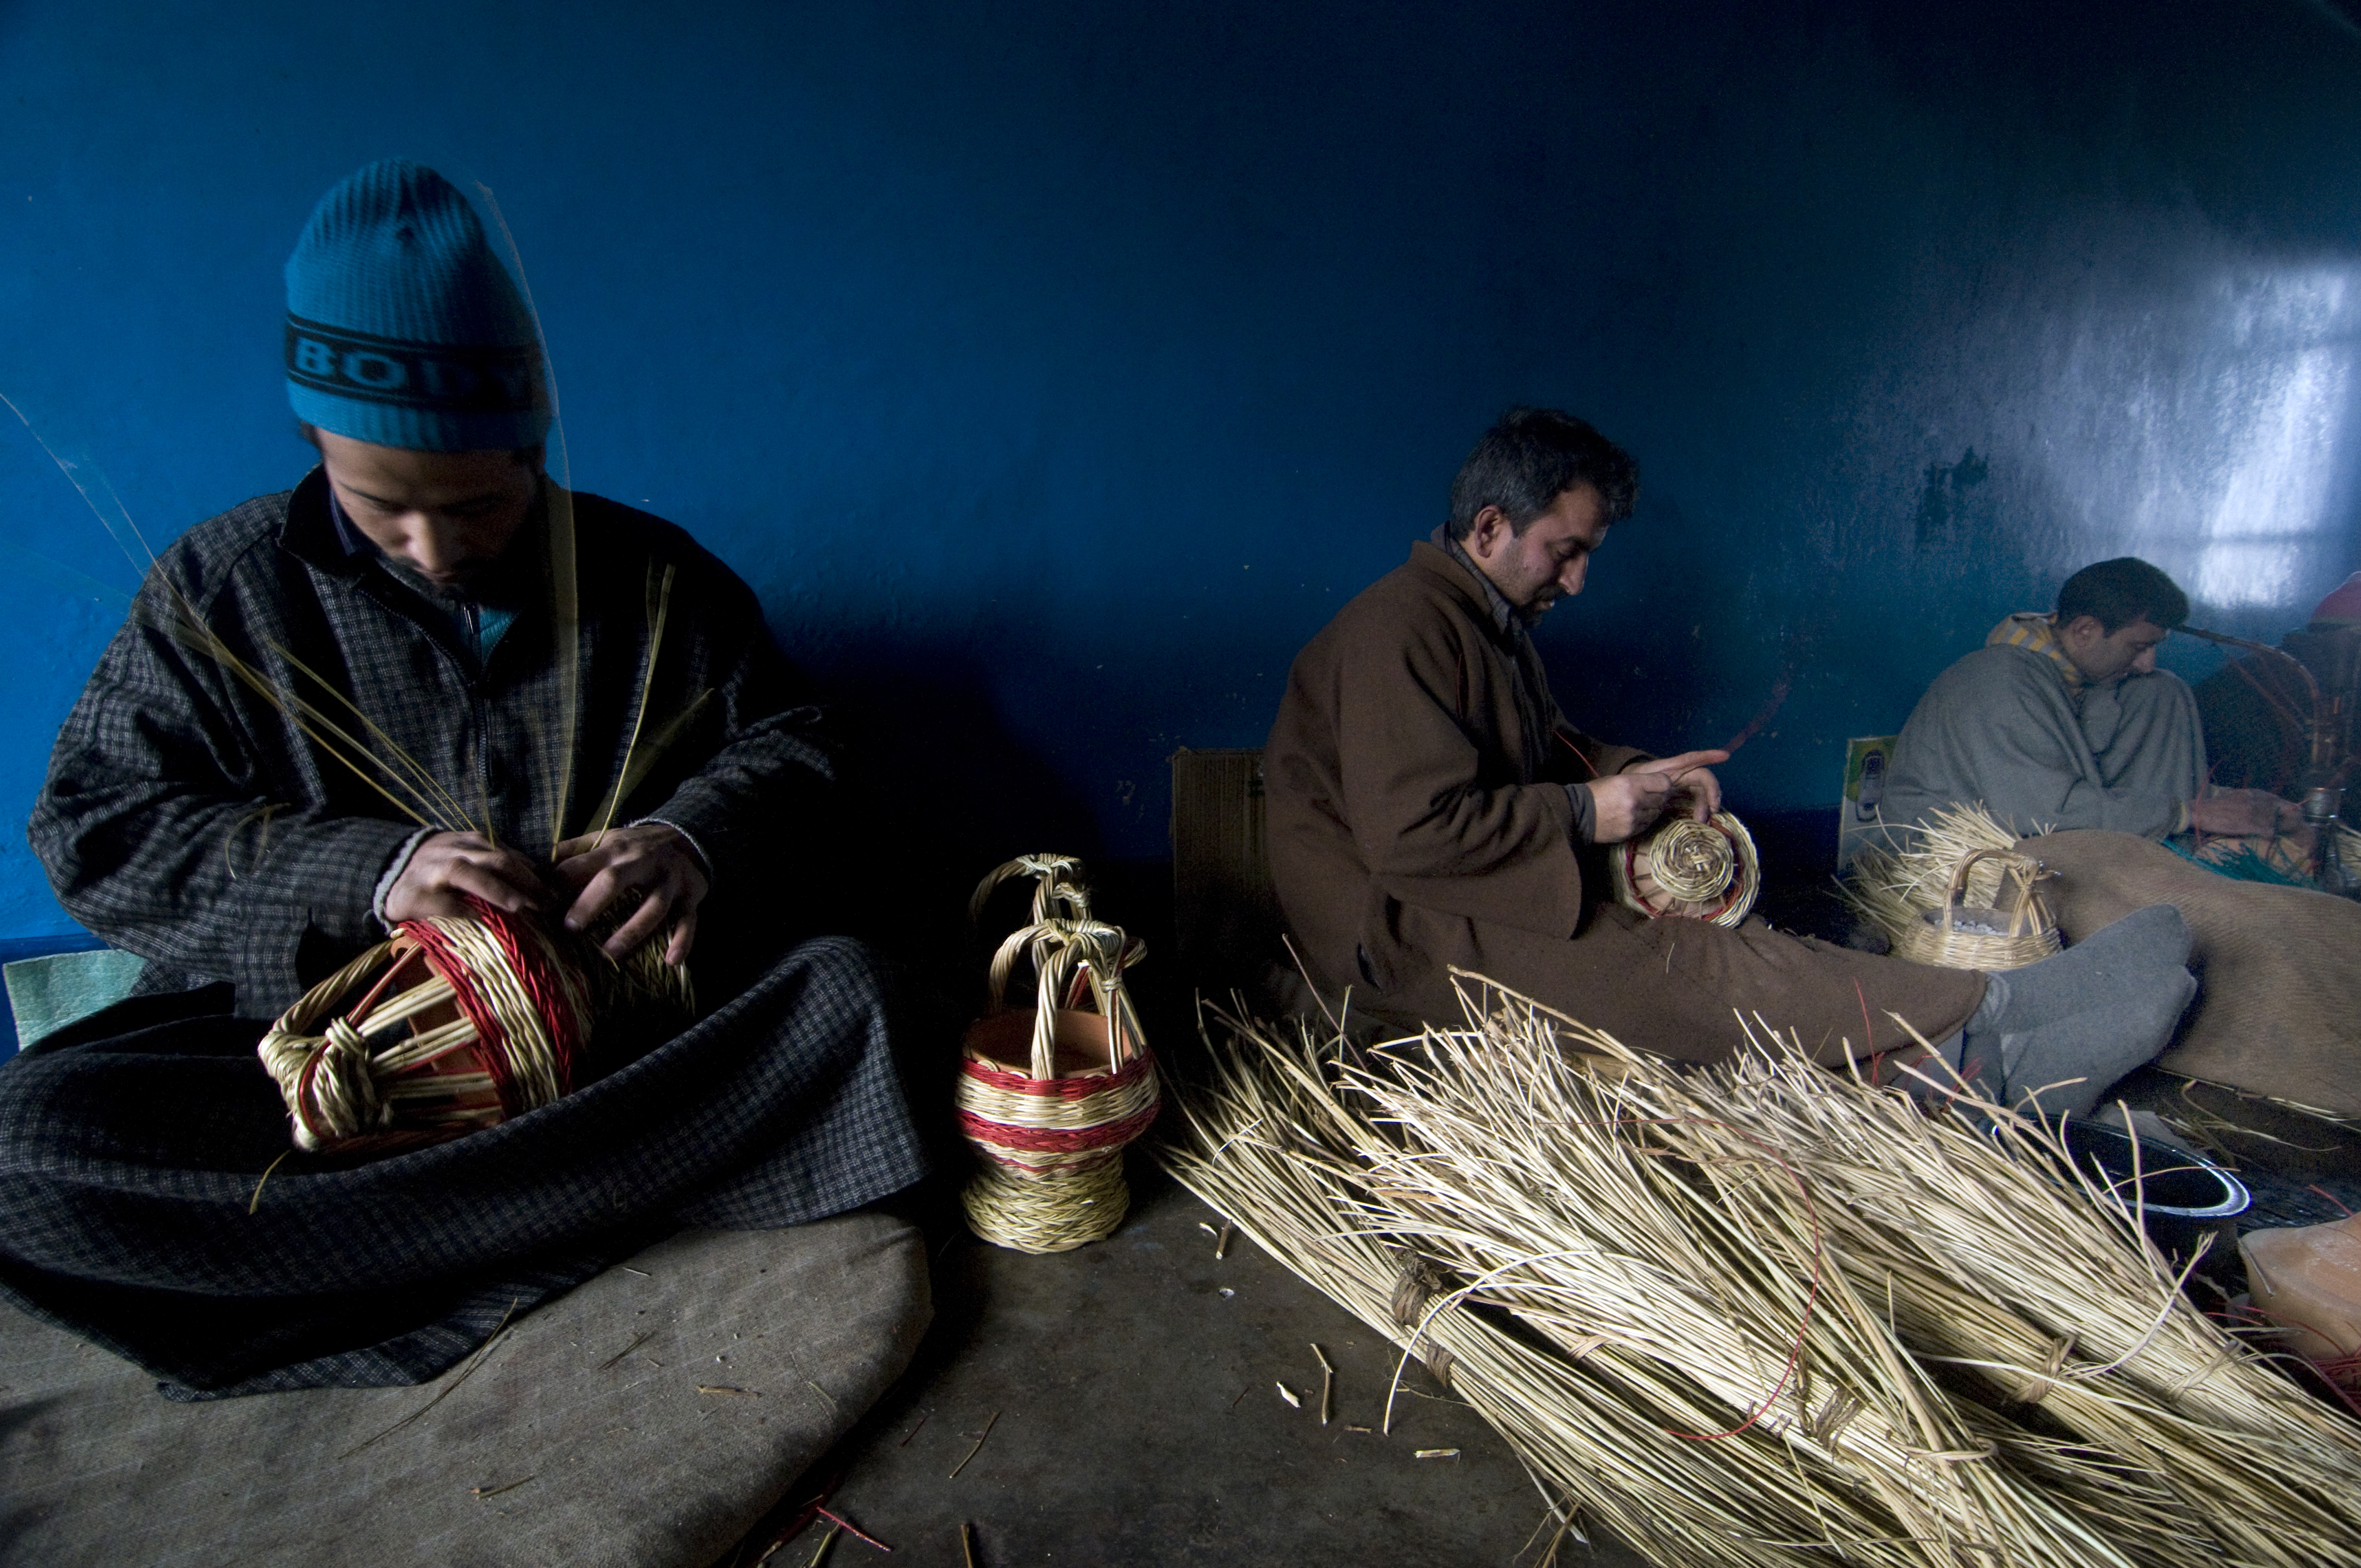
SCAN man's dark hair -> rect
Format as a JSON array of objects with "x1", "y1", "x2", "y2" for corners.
[
  {"x1": 1446, "y1": 408, "x2": 1639, "y2": 540},
  {"x1": 2055, "y1": 557, "x2": 2190, "y2": 634}
]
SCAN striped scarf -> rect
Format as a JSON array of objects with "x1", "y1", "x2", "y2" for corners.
[{"x1": 1986, "y1": 612, "x2": 2084, "y2": 692}]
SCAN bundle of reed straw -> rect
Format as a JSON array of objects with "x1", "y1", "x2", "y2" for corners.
[{"x1": 1159, "y1": 976, "x2": 2361, "y2": 1567}]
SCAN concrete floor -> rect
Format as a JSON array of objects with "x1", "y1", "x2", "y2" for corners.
[
  {"x1": 718, "y1": 840, "x2": 2361, "y2": 1568},
  {"x1": 723, "y1": 1169, "x2": 1649, "y2": 1568},
  {"x1": 722, "y1": 1102, "x2": 2361, "y2": 1568}
]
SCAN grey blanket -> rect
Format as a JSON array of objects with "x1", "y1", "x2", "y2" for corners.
[{"x1": 0, "y1": 936, "x2": 925, "y2": 1399}]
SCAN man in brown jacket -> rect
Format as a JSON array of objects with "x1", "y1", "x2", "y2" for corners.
[{"x1": 1266, "y1": 408, "x2": 2198, "y2": 1103}]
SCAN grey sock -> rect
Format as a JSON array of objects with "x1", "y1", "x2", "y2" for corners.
[{"x1": 1959, "y1": 904, "x2": 2197, "y2": 1119}]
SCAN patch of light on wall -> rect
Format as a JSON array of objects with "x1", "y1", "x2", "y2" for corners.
[{"x1": 2193, "y1": 269, "x2": 2354, "y2": 607}]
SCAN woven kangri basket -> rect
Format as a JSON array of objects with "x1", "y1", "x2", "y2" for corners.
[
  {"x1": 1608, "y1": 809, "x2": 1761, "y2": 927},
  {"x1": 1891, "y1": 845, "x2": 2060, "y2": 971},
  {"x1": 955, "y1": 854, "x2": 1158, "y2": 1254},
  {"x1": 257, "y1": 898, "x2": 689, "y2": 1157}
]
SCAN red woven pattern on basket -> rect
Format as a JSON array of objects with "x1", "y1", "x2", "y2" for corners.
[
  {"x1": 478, "y1": 906, "x2": 588, "y2": 1086},
  {"x1": 957, "y1": 1099, "x2": 1161, "y2": 1155},
  {"x1": 958, "y1": 1053, "x2": 1155, "y2": 1099},
  {"x1": 401, "y1": 901, "x2": 585, "y2": 1116}
]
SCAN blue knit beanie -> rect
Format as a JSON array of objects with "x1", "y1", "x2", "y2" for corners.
[{"x1": 284, "y1": 159, "x2": 551, "y2": 452}]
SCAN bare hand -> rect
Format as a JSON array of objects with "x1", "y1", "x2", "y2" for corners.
[
  {"x1": 550, "y1": 824, "x2": 709, "y2": 963},
  {"x1": 1588, "y1": 750, "x2": 1730, "y2": 843},
  {"x1": 2188, "y1": 788, "x2": 2302, "y2": 838},
  {"x1": 384, "y1": 831, "x2": 552, "y2": 925}
]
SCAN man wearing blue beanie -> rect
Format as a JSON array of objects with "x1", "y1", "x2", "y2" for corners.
[{"x1": 8, "y1": 161, "x2": 927, "y2": 1397}]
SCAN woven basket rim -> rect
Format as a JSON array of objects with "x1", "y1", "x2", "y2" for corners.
[
  {"x1": 961, "y1": 1006, "x2": 1135, "y2": 1081},
  {"x1": 959, "y1": 1048, "x2": 1156, "y2": 1091},
  {"x1": 1609, "y1": 809, "x2": 1761, "y2": 928}
]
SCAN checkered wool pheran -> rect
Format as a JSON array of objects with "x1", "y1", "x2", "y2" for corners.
[{"x1": 5, "y1": 473, "x2": 926, "y2": 1394}]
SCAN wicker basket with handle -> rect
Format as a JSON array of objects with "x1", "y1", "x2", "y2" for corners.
[
  {"x1": 955, "y1": 854, "x2": 1159, "y2": 1253},
  {"x1": 1891, "y1": 846, "x2": 2061, "y2": 971},
  {"x1": 256, "y1": 897, "x2": 691, "y2": 1157}
]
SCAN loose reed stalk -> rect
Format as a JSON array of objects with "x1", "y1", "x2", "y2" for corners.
[
  {"x1": 8, "y1": 398, "x2": 494, "y2": 832},
  {"x1": 469, "y1": 180, "x2": 583, "y2": 857},
  {"x1": 1711, "y1": 1021, "x2": 2361, "y2": 1564},
  {"x1": 585, "y1": 560, "x2": 677, "y2": 848}
]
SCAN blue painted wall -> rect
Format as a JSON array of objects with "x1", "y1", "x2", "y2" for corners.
[{"x1": 4, "y1": 0, "x2": 2358, "y2": 939}]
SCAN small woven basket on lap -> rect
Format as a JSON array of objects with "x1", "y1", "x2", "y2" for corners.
[
  {"x1": 1890, "y1": 846, "x2": 2060, "y2": 971},
  {"x1": 955, "y1": 854, "x2": 1159, "y2": 1254},
  {"x1": 257, "y1": 897, "x2": 690, "y2": 1157},
  {"x1": 1609, "y1": 809, "x2": 1761, "y2": 927}
]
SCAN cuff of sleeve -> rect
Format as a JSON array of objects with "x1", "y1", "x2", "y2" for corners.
[
  {"x1": 2172, "y1": 799, "x2": 2192, "y2": 835},
  {"x1": 633, "y1": 817, "x2": 714, "y2": 882},
  {"x1": 372, "y1": 825, "x2": 438, "y2": 932},
  {"x1": 1564, "y1": 782, "x2": 1596, "y2": 846}
]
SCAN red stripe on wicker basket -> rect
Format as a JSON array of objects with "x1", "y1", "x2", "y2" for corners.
[
  {"x1": 957, "y1": 1054, "x2": 1156, "y2": 1098},
  {"x1": 957, "y1": 1100, "x2": 1162, "y2": 1156},
  {"x1": 404, "y1": 905, "x2": 587, "y2": 1114},
  {"x1": 403, "y1": 918, "x2": 524, "y2": 1112},
  {"x1": 955, "y1": 1065, "x2": 1158, "y2": 1132}
]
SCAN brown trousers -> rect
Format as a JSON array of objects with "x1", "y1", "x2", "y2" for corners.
[{"x1": 1353, "y1": 899, "x2": 1988, "y2": 1069}]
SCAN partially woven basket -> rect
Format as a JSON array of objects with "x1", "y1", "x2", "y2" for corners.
[
  {"x1": 257, "y1": 898, "x2": 690, "y2": 1156},
  {"x1": 1890, "y1": 845, "x2": 2060, "y2": 971},
  {"x1": 1609, "y1": 810, "x2": 1761, "y2": 927},
  {"x1": 955, "y1": 854, "x2": 1158, "y2": 1254}
]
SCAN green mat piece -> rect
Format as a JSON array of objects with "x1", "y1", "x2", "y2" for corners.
[{"x1": 4, "y1": 949, "x2": 148, "y2": 1050}]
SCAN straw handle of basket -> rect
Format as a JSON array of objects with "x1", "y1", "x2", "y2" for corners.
[
  {"x1": 1028, "y1": 932, "x2": 1066, "y2": 1079},
  {"x1": 1980, "y1": 849, "x2": 2051, "y2": 939},
  {"x1": 966, "y1": 853, "x2": 1091, "y2": 931},
  {"x1": 984, "y1": 915, "x2": 1135, "y2": 1078},
  {"x1": 1941, "y1": 847, "x2": 2029, "y2": 936},
  {"x1": 1027, "y1": 919, "x2": 1130, "y2": 1077},
  {"x1": 1052, "y1": 922, "x2": 1140, "y2": 1076},
  {"x1": 986, "y1": 921, "x2": 1073, "y2": 1017},
  {"x1": 2018, "y1": 868, "x2": 2057, "y2": 938},
  {"x1": 1074, "y1": 939, "x2": 1149, "y2": 1070},
  {"x1": 1998, "y1": 858, "x2": 2039, "y2": 938}
]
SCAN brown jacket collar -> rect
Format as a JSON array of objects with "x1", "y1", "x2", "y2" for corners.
[{"x1": 1405, "y1": 539, "x2": 1524, "y2": 647}]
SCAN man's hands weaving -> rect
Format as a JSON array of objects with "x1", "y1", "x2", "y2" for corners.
[
  {"x1": 551, "y1": 824, "x2": 710, "y2": 964},
  {"x1": 386, "y1": 826, "x2": 708, "y2": 963},
  {"x1": 384, "y1": 831, "x2": 553, "y2": 925},
  {"x1": 1590, "y1": 749, "x2": 1729, "y2": 844}
]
